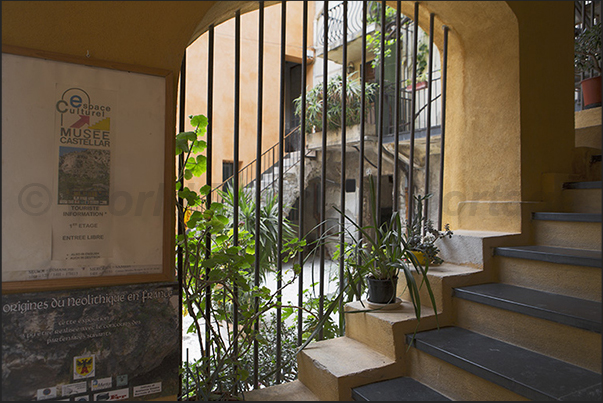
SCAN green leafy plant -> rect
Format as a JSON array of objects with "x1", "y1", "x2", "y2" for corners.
[
  {"x1": 405, "y1": 194, "x2": 453, "y2": 265},
  {"x1": 297, "y1": 176, "x2": 440, "y2": 351},
  {"x1": 177, "y1": 114, "x2": 309, "y2": 400},
  {"x1": 218, "y1": 186, "x2": 297, "y2": 283},
  {"x1": 575, "y1": 21, "x2": 602, "y2": 75},
  {"x1": 366, "y1": 2, "x2": 430, "y2": 85},
  {"x1": 366, "y1": 29, "x2": 396, "y2": 69},
  {"x1": 294, "y1": 72, "x2": 378, "y2": 134}
]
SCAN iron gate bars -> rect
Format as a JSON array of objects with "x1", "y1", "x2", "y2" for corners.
[
  {"x1": 178, "y1": 0, "x2": 450, "y2": 393},
  {"x1": 253, "y1": 2, "x2": 265, "y2": 389}
]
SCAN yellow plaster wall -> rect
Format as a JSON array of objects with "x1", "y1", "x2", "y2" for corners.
[
  {"x1": 390, "y1": 1, "x2": 522, "y2": 232},
  {"x1": 1, "y1": 1, "x2": 215, "y2": 77},
  {"x1": 183, "y1": 2, "x2": 314, "y2": 192},
  {"x1": 508, "y1": 1, "x2": 576, "y2": 213},
  {"x1": 388, "y1": 1, "x2": 575, "y2": 233},
  {"x1": 2, "y1": 0, "x2": 577, "y2": 235}
]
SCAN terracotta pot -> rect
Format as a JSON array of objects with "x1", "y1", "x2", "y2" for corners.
[
  {"x1": 581, "y1": 76, "x2": 602, "y2": 109},
  {"x1": 367, "y1": 276, "x2": 398, "y2": 304}
]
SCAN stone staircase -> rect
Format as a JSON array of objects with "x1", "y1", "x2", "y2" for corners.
[
  {"x1": 352, "y1": 180, "x2": 602, "y2": 401},
  {"x1": 245, "y1": 179, "x2": 601, "y2": 401},
  {"x1": 242, "y1": 150, "x2": 305, "y2": 217}
]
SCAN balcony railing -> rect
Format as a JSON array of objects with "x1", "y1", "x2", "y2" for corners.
[{"x1": 316, "y1": 1, "x2": 367, "y2": 48}]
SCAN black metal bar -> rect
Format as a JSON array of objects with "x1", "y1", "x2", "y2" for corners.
[
  {"x1": 580, "y1": 1, "x2": 586, "y2": 101},
  {"x1": 404, "y1": 22, "x2": 409, "y2": 91},
  {"x1": 319, "y1": 0, "x2": 329, "y2": 341},
  {"x1": 276, "y1": 0, "x2": 286, "y2": 383},
  {"x1": 356, "y1": 0, "x2": 368, "y2": 300},
  {"x1": 297, "y1": 0, "x2": 308, "y2": 347},
  {"x1": 393, "y1": 1, "x2": 401, "y2": 213},
  {"x1": 185, "y1": 348, "x2": 189, "y2": 398},
  {"x1": 424, "y1": 13, "x2": 435, "y2": 220},
  {"x1": 358, "y1": 0, "x2": 367, "y2": 231},
  {"x1": 338, "y1": 0, "x2": 348, "y2": 336},
  {"x1": 438, "y1": 26, "x2": 449, "y2": 231},
  {"x1": 408, "y1": 2, "x2": 419, "y2": 222},
  {"x1": 253, "y1": 1, "x2": 264, "y2": 389},
  {"x1": 376, "y1": 0, "x2": 386, "y2": 222},
  {"x1": 232, "y1": 9, "x2": 241, "y2": 387},
  {"x1": 205, "y1": 23, "x2": 214, "y2": 360},
  {"x1": 177, "y1": 49, "x2": 186, "y2": 400}
]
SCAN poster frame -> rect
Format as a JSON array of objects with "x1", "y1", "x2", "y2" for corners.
[{"x1": 2, "y1": 45, "x2": 176, "y2": 294}]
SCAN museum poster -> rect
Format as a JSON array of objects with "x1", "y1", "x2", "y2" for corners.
[
  {"x1": 52, "y1": 85, "x2": 114, "y2": 268},
  {"x1": 1, "y1": 282, "x2": 180, "y2": 401},
  {"x1": 2, "y1": 52, "x2": 166, "y2": 283}
]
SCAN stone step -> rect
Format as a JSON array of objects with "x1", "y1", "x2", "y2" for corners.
[
  {"x1": 343, "y1": 299, "x2": 439, "y2": 361},
  {"x1": 494, "y1": 245, "x2": 602, "y2": 268},
  {"x1": 454, "y1": 284, "x2": 602, "y2": 373},
  {"x1": 531, "y1": 213, "x2": 601, "y2": 250},
  {"x1": 243, "y1": 379, "x2": 319, "y2": 401},
  {"x1": 454, "y1": 282, "x2": 602, "y2": 333},
  {"x1": 532, "y1": 211, "x2": 602, "y2": 222},
  {"x1": 297, "y1": 336, "x2": 404, "y2": 401},
  {"x1": 561, "y1": 181, "x2": 601, "y2": 214},
  {"x1": 495, "y1": 252, "x2": 602, "y2": 302},
  {"x1": 406, "y1": 326, "x2": 602, "y2": 401},
  {"x1": 563, "y1": 180, "x2": 602, "y2": 189},
  {"x1": 351, "y1": 376, "x2": 450, "y2": 401},
  {"x1": 397, "y1": 262, "x2": 489, "y2": 318}
]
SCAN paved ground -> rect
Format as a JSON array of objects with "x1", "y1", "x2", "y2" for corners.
[{"x1": 182, "y1": 258, "x2": 342, "y2": 362}]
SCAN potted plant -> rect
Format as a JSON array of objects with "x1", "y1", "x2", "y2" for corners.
[
  {"x1": 334, "y1": 176, "x2": 439, "y2": 312},
  {"x1": 294, "y1": 176, "x2": 441, "y2": 352},
  {"x1": 293, "y1": 72, "x2": 378, "y2": 134},
  {"x1": 405, "y1": 194, "x2": 453, "y2": 266},
  {"x1": 575, "y1": 21, "x2": 601, "y2": 109}
]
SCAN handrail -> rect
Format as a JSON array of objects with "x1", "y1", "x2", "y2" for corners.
[{"x1": 207, "y1": 125, "x2": 302, "y2": 201}]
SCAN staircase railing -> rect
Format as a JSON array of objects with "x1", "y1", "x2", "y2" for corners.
[{"x1": 208, "y1": 125, "x2": 304, "y2": 203}]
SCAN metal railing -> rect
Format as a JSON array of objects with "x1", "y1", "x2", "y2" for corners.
[
  {"x1": 316, "y1": 1, "x2": 368, "y2": 47},
  {"x1": 382, "y1": 73, "x2": 442, "y2": 136},
  {"x1": 178, "y1": 1, "x2": 449, "y2": 398},
  {"x1": 207, "y1": 126, "x2": 306, "y2": 204}
]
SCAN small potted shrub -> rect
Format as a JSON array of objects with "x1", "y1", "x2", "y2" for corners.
[{"x1": 575, "y1": 21, "x2": 601, "y2": 109}]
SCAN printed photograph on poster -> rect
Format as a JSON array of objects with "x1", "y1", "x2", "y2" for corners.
[
  {"x1": 1, "y1": 282, "x2": 179, "y2": 401},
  {"x1": 58, "y1": 147, "x2": 110, "y2": 206}
]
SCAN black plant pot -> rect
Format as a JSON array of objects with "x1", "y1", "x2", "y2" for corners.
[{"x1": 367, "y1": 276, "x2": 398, "y2": 304}]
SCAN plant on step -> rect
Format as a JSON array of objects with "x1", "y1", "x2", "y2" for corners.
[
  {"x1": 177, "y1": 114, "x2": 308, "y2": 400},
  {"x1": 296, "y1": 175, "x2": 440, "y2": 352},
  {"x1": 337, "y1": 176, "x2": 438, "y2": 306},
  {"x1": 405, "y1": 193, "x2": 453, "y2": 266}
]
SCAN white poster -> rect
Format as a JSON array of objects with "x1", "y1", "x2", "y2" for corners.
[
  {"x1": 52, "y1": 85, "x2": 115, "y2": 265},
  {"x1": 2, "y1": 52, "x2": 166, "y2": 282}
]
